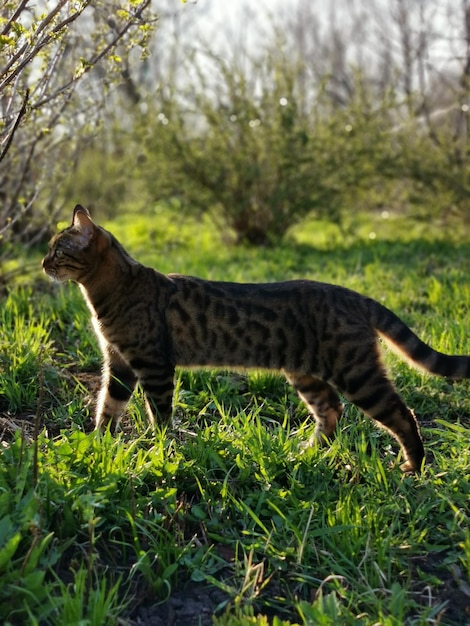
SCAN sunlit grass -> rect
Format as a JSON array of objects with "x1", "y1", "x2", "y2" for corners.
[{"x1": 0, "y1": 207, "x2": 469, "y2": 624}]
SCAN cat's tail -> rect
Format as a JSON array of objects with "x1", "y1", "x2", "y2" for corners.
[{"x1": 369, "y1": 300, "x2": 470, "y2": 379}]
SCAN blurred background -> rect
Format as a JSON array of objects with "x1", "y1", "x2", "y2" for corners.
[{"x1": 2, "y1": 0, "x2": 470, "y2": 266}]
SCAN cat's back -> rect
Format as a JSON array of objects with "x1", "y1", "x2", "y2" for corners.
[
  {"x1": 165, "y1": 275, "x2": 374, "y2": 369},
  {"x1": 167, "y1": 274, "x2": 367, "y2": 320}
]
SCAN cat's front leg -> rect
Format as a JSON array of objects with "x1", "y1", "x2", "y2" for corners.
[
  {"x1": 130, "y1": 357, "x2": 175, "y2": 427},
  {"x1": 96, "y1": 345, "x2": 137, "y2": 432}
]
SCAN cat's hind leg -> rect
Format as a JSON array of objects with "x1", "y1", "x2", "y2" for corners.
[
  {"x1": 335, "y1": 368, "x2": 424, "y2": 473},
  {"x1": 285, "y1": 373, "x2": 343, "y2": 442},
  {"x1": 96, "y1": 346, "x2": 137, "y2": 432}
]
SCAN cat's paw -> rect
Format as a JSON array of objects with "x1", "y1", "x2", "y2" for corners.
[
  {"x1": 299, "y1": 431, "x2": 331, "y2": 452},
  {"x1": 400, "y1": 460, "x2": 419, "y2": 474}
]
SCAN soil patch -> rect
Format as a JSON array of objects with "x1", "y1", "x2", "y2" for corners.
[
  {"x1": 410, "y1": 552, "x2": 470, "y2": 624},
  {"x1": 128, "y1": 581, "x2": 229, "y2": 626}
]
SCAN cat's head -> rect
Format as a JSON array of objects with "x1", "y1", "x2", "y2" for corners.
[{"x1": 42, "y1": 205, "x2": 109, "y2": 283}]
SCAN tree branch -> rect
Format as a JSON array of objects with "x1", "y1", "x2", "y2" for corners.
[
  {"x1": 32, "y1": 0, "x2": 154, "y2": 110},
  {"x1": 0, "y1": 88, "x2": 29, "y2": 162},
  {"x1": 0, "y1": 0, "x2": 29, "y2": 37},
  {"x1": 0, "y1": 1, "x2": 89, "y2": 92}
]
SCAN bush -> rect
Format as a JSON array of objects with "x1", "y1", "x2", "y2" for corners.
[{"x1": 134, "y1": 56, "x2": 401, "y2": 245}]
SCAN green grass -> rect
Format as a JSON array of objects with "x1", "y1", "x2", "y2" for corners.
[{"x1": 0, "y1": 208, "x2": 469, "y2": 625}]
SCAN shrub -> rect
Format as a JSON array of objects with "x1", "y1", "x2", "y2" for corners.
[{"x1": 136, "y1": 56, "x2": 399, "y2": 245}]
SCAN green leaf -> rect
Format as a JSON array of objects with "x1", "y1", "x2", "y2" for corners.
[{"x1": 0, "y1": 532, "x2": 21, "y2": 571}]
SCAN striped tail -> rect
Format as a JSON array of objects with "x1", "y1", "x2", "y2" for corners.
[{"x1": 369, "y1": 300, "x2": 470, "y2": 379}]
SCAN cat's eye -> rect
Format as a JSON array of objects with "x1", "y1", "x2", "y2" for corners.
[{"x1": 54, "y1": 249, "x2": 65, "y2": 259}]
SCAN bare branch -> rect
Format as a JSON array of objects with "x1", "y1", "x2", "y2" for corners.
[{"x1": 0, "y1": 88, "x2": 29, "y2": 161}]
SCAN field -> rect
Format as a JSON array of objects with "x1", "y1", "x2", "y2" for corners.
[{"x1": 0, "y1": 208, "x2": 469, "y2": 625}]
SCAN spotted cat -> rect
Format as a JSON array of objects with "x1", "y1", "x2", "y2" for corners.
[{"x1": 42, "y1": 205, "x2": 470, "y2": 472}]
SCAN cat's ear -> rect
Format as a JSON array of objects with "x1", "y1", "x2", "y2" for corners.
[
  {"x1": 71, "y1": 205, "x2": 95, "y2": 246},
  {"x1": 72, "y1": 204, "x2": 92, "y2": 226}
]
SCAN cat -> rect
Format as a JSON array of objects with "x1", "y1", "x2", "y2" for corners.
[{"x1": 42, "y1": 205, "x2": 470, "y2": 472}]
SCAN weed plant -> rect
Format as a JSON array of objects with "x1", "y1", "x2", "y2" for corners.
[{"x1": 0, "y1": 209, "x2": 469, "y2": 625}]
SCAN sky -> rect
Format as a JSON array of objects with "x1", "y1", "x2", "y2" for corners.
[
  {"x1": 151, "y1": 0, "x2": 461, "y2": 65},
  {"x1": 152, "y1": 0, "x2": 287, "y2": 52},
  {"x1": 148, "y1": 0, "x2": 464, "y2": 102}
]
